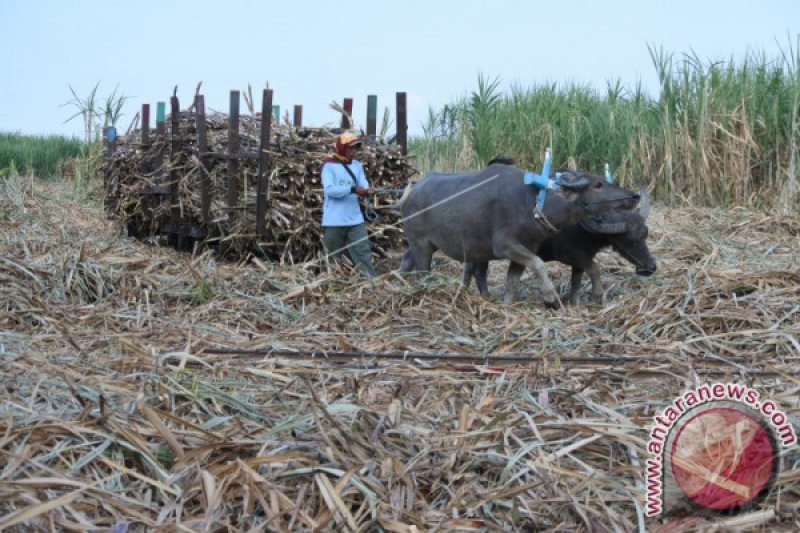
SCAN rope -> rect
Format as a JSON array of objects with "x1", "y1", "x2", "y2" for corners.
[{"x1": 159, "y1": 347, "x2": 795, "y2": 376}]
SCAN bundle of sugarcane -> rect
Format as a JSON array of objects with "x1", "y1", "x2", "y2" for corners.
[{"x1": 103, "y1": 112, "x2": 416, "y2": 263}]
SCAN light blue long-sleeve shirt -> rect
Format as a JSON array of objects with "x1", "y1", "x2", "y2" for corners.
[{"x1": 321, "y1": 159, "x2": 371, "y2": 227}]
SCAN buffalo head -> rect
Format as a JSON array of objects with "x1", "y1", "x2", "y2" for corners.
[
  {"x1": 579, "y1": 185, "x2": 656, "y2": 276},
  {"x1": 552, "y1": 169, "x2": 642, "y2": 214}
]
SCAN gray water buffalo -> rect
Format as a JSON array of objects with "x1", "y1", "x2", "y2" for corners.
[
  {"x1": 463, "y1": 202, "x2": 656, "y2": 304},
  {"x1": 397, "y1": 161, "x2": 642, "y2": 307}
]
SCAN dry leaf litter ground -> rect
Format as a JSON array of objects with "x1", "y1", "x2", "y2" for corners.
[{"x1": 1, "y1": 174, "x2": 799, "y2": 532}]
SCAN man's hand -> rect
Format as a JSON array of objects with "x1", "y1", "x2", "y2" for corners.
[{"x1": 353, "y1": 186, "x2": 373, "y2": 197}]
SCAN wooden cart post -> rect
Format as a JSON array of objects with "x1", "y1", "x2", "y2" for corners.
[
  {"x1": 396, "y1": 92, "x2": 407, "y2": 155},
  {"x1": 367, "y1": 94, "x2": 377, "y2": 143},
  {"x1": 195, "y1": 94, "x2": 211, "y2": 227},
  {"x1": 226, "y1": 91, "x2": 241, "y2": 220},
  {"x1": 341, "y1": 97, "x2": 353, "y2": 129},
  {"x1": 256, "y1": 89, "x2": 274, "y2": 238}
]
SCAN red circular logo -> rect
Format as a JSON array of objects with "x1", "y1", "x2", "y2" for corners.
[{"x1": 670, "y1": 406, "x2": 776, "y2": 510}]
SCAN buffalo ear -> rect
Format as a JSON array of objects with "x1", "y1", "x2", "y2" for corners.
[
  {"x1": 488, "y1": 155, "x2": 515, "y2": 166},
  {"x1": 580, "y1": 214, "x2": 628, "y2": 234},
  {"x1": 555, "y1": 172, "x2": 589, "y2": 190}
]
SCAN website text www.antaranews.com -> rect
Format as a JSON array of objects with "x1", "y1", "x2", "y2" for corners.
[{"x1": 645, "y1": 382, "x2": 796, "y2": 517}]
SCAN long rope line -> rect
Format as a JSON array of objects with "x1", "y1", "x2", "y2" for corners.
[
  {"x1": 313, "y1": 171, "x2": 502, "y2": 271},
  {"x1": 166, "y1": 347, "x2": 794, "y2": 376}
]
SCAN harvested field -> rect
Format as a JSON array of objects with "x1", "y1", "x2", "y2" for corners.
[{"x1": 1, "y1": 175, "x2": 799, "y2": 532}]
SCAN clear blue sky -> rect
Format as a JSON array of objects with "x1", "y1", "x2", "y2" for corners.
[{"x1": 1, "y1": 0, "x2": 797, "y2": 139}]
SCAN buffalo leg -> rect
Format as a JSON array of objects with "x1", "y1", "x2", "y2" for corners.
[
  {"x1": 568, "y1": 268, "x2": 584, "y2": 305},
  {"x1": 504, "y1": 254, "x2": 560, "y2": 309},
  {"x1": 401, "y1": 243, "x2": 434, "y2": 272},
  {"x1": 399, "y1": 249, "x2": 415, "y2": 272},
  {"x1": 463, "y1": 262, "x2": 489, "y2": 297},
  {"x1": 503, "y1": 261, "x2": 527, "y2": 304},
  {"x1": 586, "y1": 262, "x2": 603, "y2": 303},
  {"x1": 496, "y1": 245, "x2": 558, "y2": 307},
  {"x1": 474, "y1": 262, "x2": 489, "y2": 296},
  {"x1": 462, "y1": 263, "x2": 475, "y2": 291}
]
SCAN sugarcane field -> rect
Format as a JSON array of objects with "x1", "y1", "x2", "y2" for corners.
[{"x1": 0, "y1": 47, "x2": 800, "y2": 533}]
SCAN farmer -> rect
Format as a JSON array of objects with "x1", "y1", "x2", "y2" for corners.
[{"x1": 320, "y1": 131, "x2": 378, "y2": 279}]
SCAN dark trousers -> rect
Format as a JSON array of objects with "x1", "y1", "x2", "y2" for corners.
[{"x1": 323, "y1": 224, "x2": 377, "y2": 279}]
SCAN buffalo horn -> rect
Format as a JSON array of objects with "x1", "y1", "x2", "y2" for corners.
[
  {"x1": 393, "y1": 183, "x2": 414, "y2": 211},
  {"x1": 638, "y1": 183, "x2": 650, "y2": 220}
]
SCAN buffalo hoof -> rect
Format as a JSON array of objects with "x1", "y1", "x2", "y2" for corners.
[{"x1": 543, "y1": 298, "x2": 561, "y2": 309}]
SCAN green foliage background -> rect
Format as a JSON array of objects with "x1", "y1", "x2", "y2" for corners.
[
  {"x1": 409, "y1": 42, "x2": 800, "y2": 210},
  {"x1": 0, "y1": 133, "x2": 83, "y2": 178}
]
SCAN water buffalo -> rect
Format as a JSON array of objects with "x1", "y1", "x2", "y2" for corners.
[
  {"x1": 397, "y1": 160, "x2": 642, "y2": 307},
  {"x1": 462, "y1": 199, "x2": 656, "y2": 304}
]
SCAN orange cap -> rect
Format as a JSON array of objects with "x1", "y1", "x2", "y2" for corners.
[{"x1": 336, "y1": 131, "x2": 363, "y2": 154}]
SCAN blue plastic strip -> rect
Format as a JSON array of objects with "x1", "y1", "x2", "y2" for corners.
[
  {"x1": 604, "y1": 162, "x2": 613, "y2": 184},
  {"x1": 524, "y1": 171, "x2": 550, "y2": 188},
  {"x1": 537, "y1": 189, "x2": 547, "y2": 211},
  {"x1": 524, "y1": 149, "x2": 557, "y2": 211}
]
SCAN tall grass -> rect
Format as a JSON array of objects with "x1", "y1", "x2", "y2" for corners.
[
  {"x1": 0, "y1": 84, "x2": 125, "y2": 181},
  {"x1": 409, "y1": 40, "x2": 800, "y2": 212},
  {"x1": 0, "y1": 133, "x2": 84, "y2": 178},
  {"x1": 62, "y1": 81, "x2": 129, "y2": 184}
]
